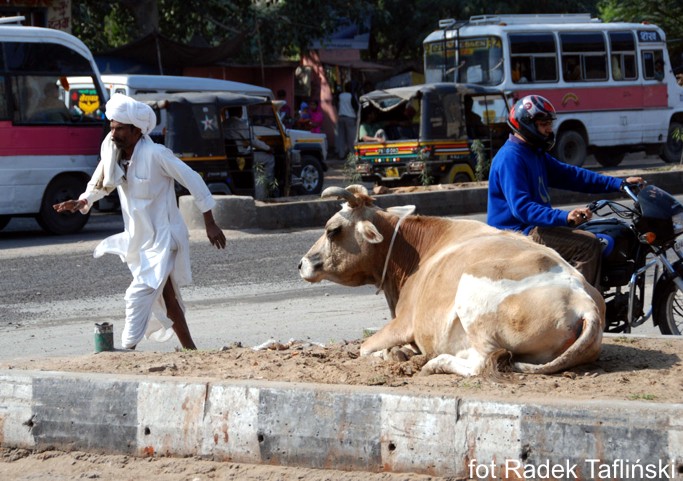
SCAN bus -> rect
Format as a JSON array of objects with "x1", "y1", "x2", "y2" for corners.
[
  {"x1": 0, "y1": 20, "x2": 107, "y2": 234},
  {"x1": 423, "y1": 14, "x2": 683, "y2": 167}
]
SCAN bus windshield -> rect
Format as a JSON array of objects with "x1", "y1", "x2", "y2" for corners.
[
  {"x1": 0, "y1": 27, "x2": 107, "y2": 235},
  {"x1": 425, "y1": 36, "x2": 503, "y2": 85}
]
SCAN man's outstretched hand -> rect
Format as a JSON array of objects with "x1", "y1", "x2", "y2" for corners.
[{"x1": 53, "y1": 199, "x2": 86, "y2": 213}]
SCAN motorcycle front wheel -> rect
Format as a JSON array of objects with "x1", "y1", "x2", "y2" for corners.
[{"x1": 653, "y1": 276, "x2": 683, "y2": 335}]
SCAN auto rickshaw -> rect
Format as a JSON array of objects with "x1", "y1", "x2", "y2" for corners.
[
  {"x1": 137, "y1": 91, "x2": 326, "y2": 198},
  {"x1": 354, "y1": 82, "x2": 510, "y2": 185}
]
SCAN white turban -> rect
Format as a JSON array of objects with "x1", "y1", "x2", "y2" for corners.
[{"x1": 105, "y1": 93, "x2": 157, "y2": 135}]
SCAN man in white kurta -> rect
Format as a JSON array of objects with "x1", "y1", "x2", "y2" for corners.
[{"x1": 53, "y1": 93, "x2": 226, "y2": 350}]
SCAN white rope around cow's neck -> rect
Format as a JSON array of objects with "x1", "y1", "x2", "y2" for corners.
[{"x1": 376, "y1": 205, "x2": 415, "y2": 295}]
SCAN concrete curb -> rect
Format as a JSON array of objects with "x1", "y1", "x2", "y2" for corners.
[
  {"x1": 180, "y1": 167, "x2": 683, "y2": 231},
  {"x1": 1, "y1": 369, "x2": 682, "y2": 478}
]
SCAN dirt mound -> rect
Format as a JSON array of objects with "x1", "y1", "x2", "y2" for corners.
[{"x1": 3, "y1": 336, "x2": 681, "y2": 404}]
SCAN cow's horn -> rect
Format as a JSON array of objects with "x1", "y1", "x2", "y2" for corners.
[{"x1": 321, "y1": 186, "x2": 358, "y2": 206}]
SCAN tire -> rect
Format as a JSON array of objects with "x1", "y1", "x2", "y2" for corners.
[
  {"x1": 0, "y1": 215, "x2": 10, "y2": 231},
  {"x1": 444, "y1": 165, "x2": 473, "y2": 184},
  {"x1": 593, "y1": 148, "x2": 626, "y2": 167},
  {"x1": 659, "y1": 121, "x2": 683, "y2": 164},
  {"x1": 653, "y1": 276, "x2": 683, "y2": 335},
  {"x1": 295, "y1": 155, "x2": 324, "y2": 195},
  {"x1": 36, "y1": 175, "x2": 90, "y2": 235},
  {"x1": 553, "y1": 130, "x2": 587, "y2": 166}
]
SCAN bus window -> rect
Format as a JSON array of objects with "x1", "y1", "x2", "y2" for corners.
[
  {"x1": 509, "y1": 33, "x2": 557, "y2": 83},
  {"x1": 0, "y1": 76, "x2": 8, "y2": 120},
  {"x1": 609, "y1": 31, "x2": 637, "y2": 81},
  {"x1": 5, "y1": 41, "x2": 93, "y2": 74},
  {"x1": 642, "y1": 50, "x2": 665, "y2": 80},
  {"x1": 12, "y1": 75, "x2": 72, "y2": 123},
  {"x1": 560, "y1": 32, "x2": 607, "y2": 82}
]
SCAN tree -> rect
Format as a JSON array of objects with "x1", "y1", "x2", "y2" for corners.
[
  {"x1": 72, "y1": 0, "x2": 371, "y2": 64},
  {"x1": 365, "y1": 0, "x2": 599, "y2": 61},
  {"x1": 598, "y1": 0, "x2": 683, "y2": 68}
]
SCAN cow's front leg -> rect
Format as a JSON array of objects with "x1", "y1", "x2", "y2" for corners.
[{"x1": 360, "y1": 315, "x2": 413, "y2": 357}]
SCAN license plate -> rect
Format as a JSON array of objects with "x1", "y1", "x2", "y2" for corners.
[{"x1": 385, "y1": 167, "x2": 400, "y2": 178}]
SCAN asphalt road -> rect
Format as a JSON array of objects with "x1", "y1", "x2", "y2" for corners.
[{"x1": 0, "y1": 153, "x2": 672, "y2": 360}]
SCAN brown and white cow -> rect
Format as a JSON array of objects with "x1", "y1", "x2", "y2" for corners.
[{"x1": 298, "y1": 185, "x2": 606, "y2": 377}]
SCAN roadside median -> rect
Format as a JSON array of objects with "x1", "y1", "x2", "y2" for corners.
[{"x1": 180, "y1": 166, "x2": 683, "y2": 231}]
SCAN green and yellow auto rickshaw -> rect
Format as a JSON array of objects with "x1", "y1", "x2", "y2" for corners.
[{"x1": 354, "y1": 82, "x2": 510, "y2": 185}]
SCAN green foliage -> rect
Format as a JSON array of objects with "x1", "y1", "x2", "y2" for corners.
[
  {"x1": 73, "y1": 0, "x2": 372, "y2": 64},
  {"x1": 673, "y1": 127, "x2": 683, "y2": 163},
  {"x1": 598, "y1": 0, "x2": 683, "y2": 65},
  {"x1": 253, "y1": 162, "x2": 278, "y2": 199},
  {"x1": 471, "y1": 139, "x2": 490, "y2": 181},
  {"x1": 73, "y1": 0, "x2": 683, "y2": 69},
  {"x1": 342, "y1": 153, "x2": 362, "y2": 185}
]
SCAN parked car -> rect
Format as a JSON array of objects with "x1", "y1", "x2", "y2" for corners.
[
  {"x1": 354, "y1": 83, "x2": 510, "y2": 186},
  {"x1": 137, "y1": 91, "x2": 327, "y2": 198}
]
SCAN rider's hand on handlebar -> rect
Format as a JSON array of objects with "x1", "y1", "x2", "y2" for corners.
[
  {"x1": 620, "y1": 176, "x2": 646, "y2": 192},
  {"x1": 567, "y1": 207, "x2": 592, "y2": 227}
]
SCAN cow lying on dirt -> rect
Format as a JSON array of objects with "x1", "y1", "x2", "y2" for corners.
[{"x1": 298, "y1": 185, "x2": 606, "y2": 377}]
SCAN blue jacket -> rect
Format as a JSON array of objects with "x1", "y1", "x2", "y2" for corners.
[{"x1": 487, "y1": 136, "x2": 623, "y2": 234}]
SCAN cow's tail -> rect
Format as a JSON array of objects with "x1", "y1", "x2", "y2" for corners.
[{"x1": 510, "y1": 308, "x2": 604, "y2": 375}]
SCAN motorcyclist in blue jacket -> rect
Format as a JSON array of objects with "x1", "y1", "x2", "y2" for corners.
[{"x1": 487, "y1": 94, "x2": 643, "y2": 287}]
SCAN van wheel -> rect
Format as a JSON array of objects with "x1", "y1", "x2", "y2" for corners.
[
  {"x1": 593, "y1": 148, "x2": 626, "y2": 167},
  {"x1": 36, "y1": 176, "x2": 90, "y2": 235},
  {"x1": 660, "y1": 122, "x2": 683, "y2": 163},
  {"x1": 554, "y1": 130, "x2": 586, "y2": 166},
  {"x1": 295, "y1": 155, "x2": 324, "y2": 195},
  {"x1": 0, "y1": 215, "x2": 10, "y2": 231}
]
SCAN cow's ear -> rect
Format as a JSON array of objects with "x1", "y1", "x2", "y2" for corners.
[{"x1": 357, "y1": 220, "x2": 384, "y2": 244}]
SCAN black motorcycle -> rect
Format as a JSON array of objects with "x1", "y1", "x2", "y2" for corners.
[{"x1": 579, "y1": 183, "x2": 683, "y2": 335}]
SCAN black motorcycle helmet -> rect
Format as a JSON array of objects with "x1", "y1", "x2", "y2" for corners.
[{"x1": 508, "y1": 94, "x2": 557, "y2": 151}]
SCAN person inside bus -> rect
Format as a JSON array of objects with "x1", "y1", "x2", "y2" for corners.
[
  {"x1": 32, "y1": 82, "x2": 71, "y2": 123},
  {"x1": 223, "y1": 106, "x2": 275, "y2": 199},
  {"x1": 654, "y1": 59, "x2": 665, "y2": 81},
  {"x1": 511, "y1": 61, "x2": 529, "y2": 83},
  {"x1": 564, "y1": 58, "x2": 581, "y2": 81},
  {"x1": 611, "y1": 55, "x2": 623, "y2": 80},
  {"x1": 486, "y1": 94, "x2": 643, "y2": 288},
  {"x1": 52, "y1": 93, "x2": 226, "y2": 352}
]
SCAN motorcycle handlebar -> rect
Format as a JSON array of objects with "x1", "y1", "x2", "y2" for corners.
[{"x1": 620, "y1": 182, "x2": 641, "y2": 203}]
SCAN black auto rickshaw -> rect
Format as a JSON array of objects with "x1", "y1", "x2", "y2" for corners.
[
  {"x1": 138, "y1": 91, "x2": 296, "y2": 198},
  {"x1": 354, "y1": 82, "x2": 510, "y2": 185}
]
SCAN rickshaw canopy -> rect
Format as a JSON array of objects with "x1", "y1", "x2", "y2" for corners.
[{"x1": 136, "y1": 91, "x2": 270, "y2": 158}]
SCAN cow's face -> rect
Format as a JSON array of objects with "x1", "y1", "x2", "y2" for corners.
[{"x1": 299, "y1": 187, "x2": 384, "y2": 286}]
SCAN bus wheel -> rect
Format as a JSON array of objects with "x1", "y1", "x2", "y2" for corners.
[
  {"x1": 554, "y1": 130, "x2": 586, "y2": 166},
  {"x1": 36, "y1": 176, "x2": 90, "y2": 235},
  {"x1": 0, "y1": 215, "x2": 10, "y2": 231},
  {"x1": 660, "y1": 122, "x2": 683, "y2": 163},
  {"x1": 593, "y1": 148, "x2": 626, "y2": 167}
]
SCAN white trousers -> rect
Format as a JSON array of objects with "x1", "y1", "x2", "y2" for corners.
[{"x1": 121, "y1": 251, "x2": 178, "y2": 349}]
